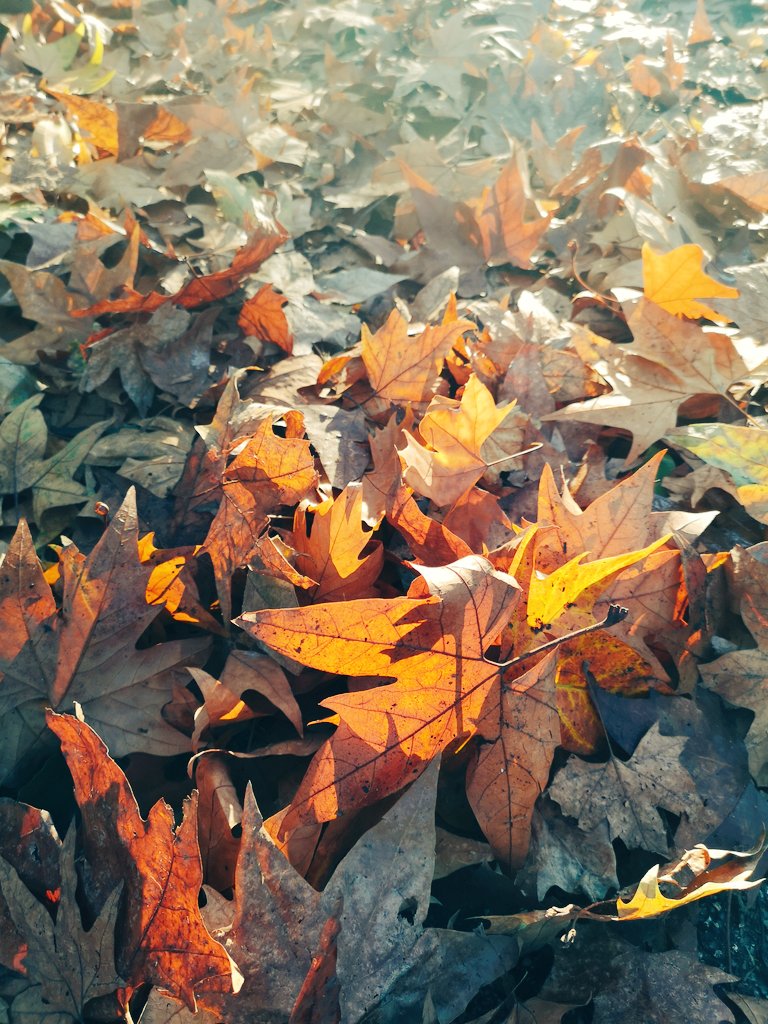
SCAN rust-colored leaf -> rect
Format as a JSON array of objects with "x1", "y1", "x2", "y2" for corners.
[
  {"x1": 46, "y1": 711, "x2": 241, "y2": 1008},
  {"x1": 201, "y1": 414, "x2": 318, "y2": 623},
  {"x1": 360, "y1": 307, "x2": 473, "y2": 408},
  {"x1": 238, "y1": 283, "x2": 293, "y2": 353}
]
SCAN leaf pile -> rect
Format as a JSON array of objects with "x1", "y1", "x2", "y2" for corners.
[{"x1": 1, "y1": 0, "x2": 768, "y2": 1021}]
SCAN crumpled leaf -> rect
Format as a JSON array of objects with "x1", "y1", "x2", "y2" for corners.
[
  {"x1": 0, "y1": 828, "x2": 123, "y2": 1021},
  {"x1": 615, "y1": 836, "x2": 766, "y2": 920}
]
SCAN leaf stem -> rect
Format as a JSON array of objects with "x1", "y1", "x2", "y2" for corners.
[{"x1": 492, "y1": 604, "x2": 629, "y2": 669}]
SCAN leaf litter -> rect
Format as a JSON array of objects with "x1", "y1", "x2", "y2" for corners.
[{"x1": 1, "y1": 0, "x2": 768, "y2": 1020}]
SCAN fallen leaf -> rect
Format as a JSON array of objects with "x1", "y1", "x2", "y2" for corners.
[
  {"x1": 239, "y1": 283, "x2": 293, "y2": 353},
  {"x1": 0, "y1": 827, "x2": 124, "y2": 1019},
  {"x1": 666, "y1": 423, "x2": 768, "y2": 524},
  {"x1": 201, "y1": 414, "x2": 318, "y2": 623},
  {"x1": 47, "y1": 711, "x2": 241, "y2": 1008},
  {"x1": 360, "y1": 307, "x2": 473, "y2": 409},
  {"x1": 198, "y1": 759, "x2": 518, "y2": 1024},
  {"x1": 288, "y1": 484, "x2": 383, "y2": 602},
  {"x1": 615, "y1": 837, "x2": 765, "y2": 920},
  {"x1": 545, "y1": 315, "x2": 752, "y2": 463},
  {"x1": 548, "y1": 724, "x2": 704, "y2": 853},
  {"x1": 400, "y1": 373, "x2": 520, "y2": 506},
  {"x1": 699, "y1": 543, "x2": 768, "y2": 784},
  {"x1": 0, "y1": 489, "x2": 208, "y2": 785},
  {"x1": 642, "y1": 243, "x2": 739, "y2": 321},
  {"x1": 239, "y1": 539, "x2": 661, "y2": 862}
]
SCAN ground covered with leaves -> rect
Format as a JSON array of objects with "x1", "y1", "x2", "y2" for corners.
[{"x1": 1, "y1": 0, "x2": 768, "y2": 1021}]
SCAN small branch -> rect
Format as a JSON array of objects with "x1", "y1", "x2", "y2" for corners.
[{"x1": 492, "y1": 604, "x2": 629, "y2": 669}]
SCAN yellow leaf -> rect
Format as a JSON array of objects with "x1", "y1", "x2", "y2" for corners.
[
  {"x1": 617, "y1": 836, "x2": 766, "y2": 921},
  {"x1": 642, "y1": 242, "x2": 739, "y2": 320},
  {"x1": 526, "y1": 534, "x2": 671, "y2": 629}
]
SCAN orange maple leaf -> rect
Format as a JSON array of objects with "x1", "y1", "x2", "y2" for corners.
[
  {"x1": 360, "y1": 307, "x2": 474, "y2": 408},
  {"x1": 288, "y1": 484, "x2": 383, "y2": 603},
  {"x1": 238, "y1": 537, "x2": 666, "y2": 866},
  {"x1": 238, "y1": 283, "x2": 293, "y2": 353},
  {"x1": 47, "y1": 712, "x2": 241, "y2": 1007},
  {"x1": 463, "y1": 155, "x2": 552, "y2": 268},
  {"x1": 76, "y1": 230, "x2": 287, "y2": 318},
  {"x1": 399, "y1": 373, "x2": 522, "y2": 506},
  {"x1": 201, "y1": 413, "x2": 318, "y2": 623}
]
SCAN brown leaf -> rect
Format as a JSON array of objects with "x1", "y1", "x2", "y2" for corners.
[
  {"x1": 0, "y1": 828, "x2": 123, "y2": 1019},
  {"x1": 548, "y1": 725, "x2": 704, "y2": 854},
  {"x1": 467, "y1": 652, "x2": 560, "y2": 866},
  {"x1": 288, "y1": 484, "x2": 383, "y2": 603},
  {"x1": 0, "y1": 491, "x2": 206, "y2": 786},
  {"x1": 360, "y1": 307, "x2": 473, "y2": 408},
  {"x1": 198, "y1": 760, "x2": 517, "y2": 1023}
]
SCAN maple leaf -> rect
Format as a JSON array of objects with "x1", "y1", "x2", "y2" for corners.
[
  {"x1": 0, "y1": 489, "x2": 208, "y2": 785},
  {"x1": 80, "y1": 304, "x2": 199, "y2": 417},
  {"x1": 615, "y1": 837, "x2": 765, "y2": 921},
  {"x1": 462, "y1": 154, "x2": 552, "y2": 269},
  {"x1": 0, "y1": 800, "x2": 62, "y2": 973},
  {"x1": 399, "y1": 373, "x2": 520, "y2": 506},
  {"x1": 238, "y1": 556, "x2": 520, "y2": 831},
  {"x1": 548, "y1": 724, "x2": 704, "y2": 854},
  {"x1": 288, "y1": 484, "x2": 383, "y2": 603},
  {"x1": 48, "y1": 91, "x2": 191, "y2": 157},
  {"x1": 530, "y1": 925, "x2": 737, "y2": 1023},
  {"x1": 0, "y1": 828, "x2": 124, "y2": 1020},
  {"x1": 239, "y1": 544, "x2": 662, "y2": 864},
  {"x1": 545, "y1": 313, "x2": 754, "y2": 463},
  {"x1": 642, "y1": 242, "x2": 739, "y2": 321},
  {"x1": 238, "y1": 283, "x2": 293, "y2": 353},
  {"x1": 666, "y1": 423, "x2": 768, "y2": 525},
  {"x1": 76, "y1": 229, "x2": 287, "y2": 317},
  {"x1": 699, "y1": 543, "x2": 768, "y2": 785},
  {"x1": 47, "y1": 711, "x2": 242, "y2": 1008},
  {"x1": 196, "y1": 760, "x2": 518, "y2": 1024},
  {"x1": 360, "y1": 307, "x2": 474, "y2": 409}
]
